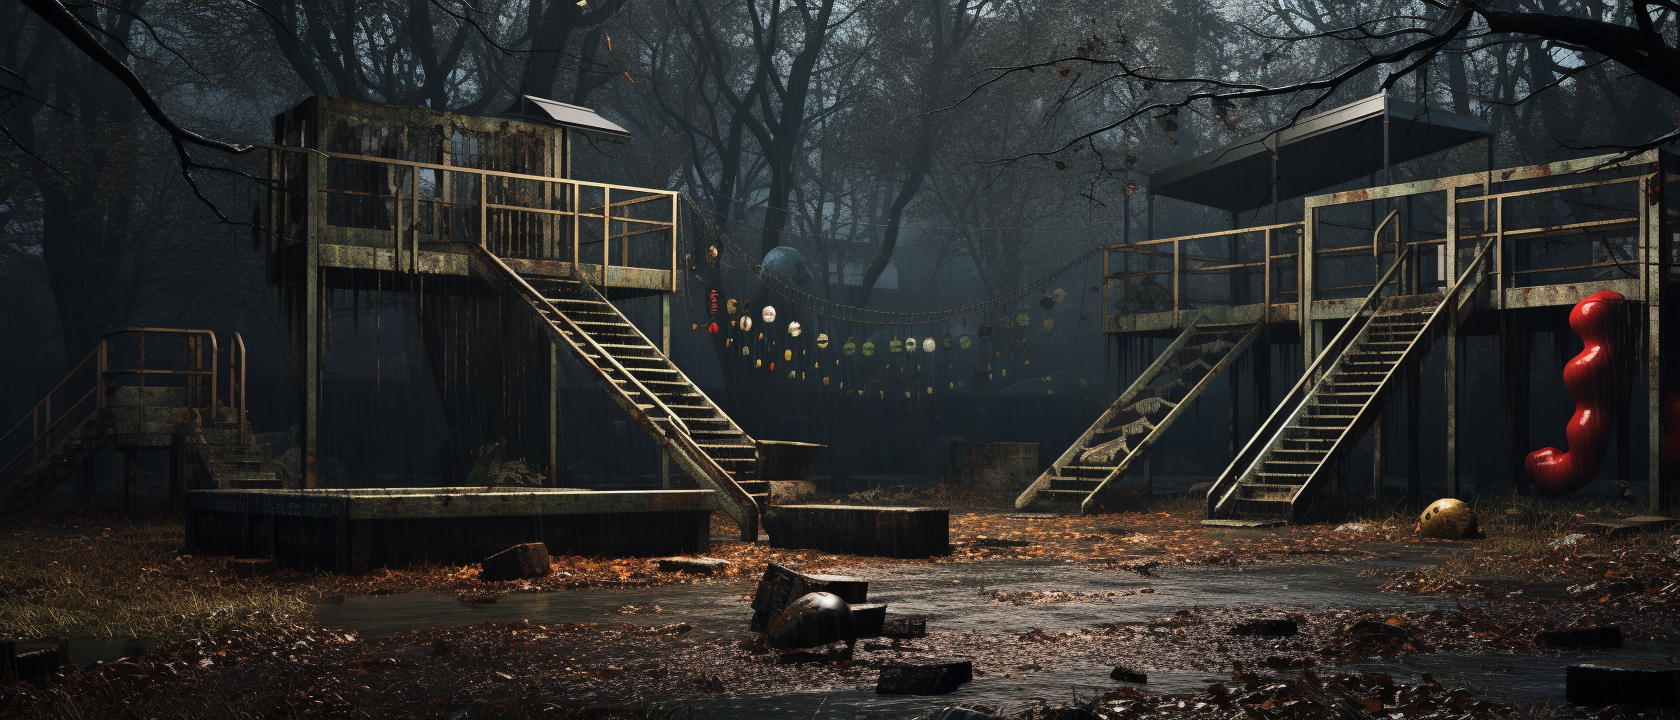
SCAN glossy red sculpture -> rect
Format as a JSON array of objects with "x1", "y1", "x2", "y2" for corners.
[{"x1": 1525, "y1": 290, "x2": 1624, "y2": 496}]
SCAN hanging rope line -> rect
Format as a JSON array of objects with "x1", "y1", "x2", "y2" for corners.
[{"x1": 681, "y1": 194, "x2": 1101, "y2": 326}]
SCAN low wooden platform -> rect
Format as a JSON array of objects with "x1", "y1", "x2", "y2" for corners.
[
  {"x1": 185, "y1": 487, "x2": 714, "y2": 572},
  {"x1": 763, "y1": 505, "x2": 950, "y2": 559}
]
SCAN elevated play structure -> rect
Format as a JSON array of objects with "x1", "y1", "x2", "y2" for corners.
[{"x1": 1021, "y1": 92, "x2": 1674, "y2": 521}]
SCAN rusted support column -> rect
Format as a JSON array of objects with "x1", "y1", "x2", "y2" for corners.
[
  {"x1": 660, "y1": 293, "x2": 673, "y2": 489},
  {"x1": 301, "y1": 153, "x2": 325, "y2": 489},
  {"x1": 1502, "y1": 314, "x2": 1531, "y2": 495},
  {"x1": 1372, "y1": 417, "x2": 1384, "y2": 504},
  {"x1": 548, "y1": 340, "x2": 559, "y2": 487},
  {"x1": 1645, "y1": 171, "x2": 1666, "y2": 511}
]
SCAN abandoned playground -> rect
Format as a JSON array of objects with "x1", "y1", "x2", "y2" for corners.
[{"x1": 1, "y1": 92, "x2": 1679, "y2": 719}]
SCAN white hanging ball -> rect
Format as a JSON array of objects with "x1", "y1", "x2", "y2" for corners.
[
  {"x1": 788, "y1": 321, "x2": 802, "y2": 337},
  {"x1": 922, "y1": 337, "x2": 936, "y2": 353},
  {"x1": 762, "y1": 305, "x2": 777, "y2": 323},
  {"x1": 904, "y1": 337, "x2": 918, "y2": 353},
  {"x1": 740, "y1": 315, "x2": 753, "y2": 332}
]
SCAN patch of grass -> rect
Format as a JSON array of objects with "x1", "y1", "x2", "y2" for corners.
[{"x1": 0, "y1": 514, "x2": 308, "y2": 642}]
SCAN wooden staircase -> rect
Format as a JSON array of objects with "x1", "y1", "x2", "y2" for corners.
[
  {"x1": 1016, "y1": 316, "x2": 1263, "y2": 513},
  {"x1": 1207, "y1": 239, "x2": 1496, "y2": 523},
  {"x1": 472, "y1": 247, "x2": 763, "y2": 540}
]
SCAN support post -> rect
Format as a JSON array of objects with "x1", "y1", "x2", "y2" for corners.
[
  {"x1": 1372, "y1": 417, "x2": 1384, "y2": 504},
  {"x1": 660, "y1": 293, "x2": 673, "y2": 489},
  {"x1": 1445, "y1": 185, "x2": 1461, "y2": 498},
  {"x1": 548, "y1": 340, "x2": 560, "y2": 487},
  {"x1": 301, "y1": 153, "x2": 325, "y2": 489},
  {"x1": 1502, "y1": 314, "x2": 1531, "y2": 495},
  {"x1": 1406, "y1": 361, "x2": 1421, "y2": 507},
  {"x1": 1645, "y1": 166, "x2": 1666, "y2": 512}
]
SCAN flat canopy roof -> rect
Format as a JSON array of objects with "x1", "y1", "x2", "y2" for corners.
[
  {"x1": 501, "y1": 95, "x2": 632, "y2": 138},
  {"x1": 1149, "y1": 93, "x2": 1491, "y2": 214}
]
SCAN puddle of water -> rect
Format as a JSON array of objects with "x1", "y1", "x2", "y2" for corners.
[{"x1": 307, "y1": 554, "x2": 1641, "y2": 715}]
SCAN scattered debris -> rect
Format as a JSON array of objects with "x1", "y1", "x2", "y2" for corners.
[
  {"x1": 851, "y1": 602, "x2": 887, "y2": 637},
  {"x1": 1333, "y1": 523, "x2": 1369, "y2": 533},
  {"x1": 882, "y1": 615, "x2": 928, "y2": 639},
  {"x1": 226, "y1": 558, "x2": 277, "y2": 578},
  {"x1": 764, "y1": 592, "x2": 858, "y2": 650},
  {"x1": 479, "y1": 543, "x2": 551, "y2": 582},
  {"x1": 988, "y1": 589, "x2": 1142, "y2": 605},
  {"x1": 749, "y1": 562, "x2": 869, "y2": 631},
  {"x1": 1110, "y1": 665, "x2": 1147, "y2": 683},
  {"x1": 1200, "y1": 519, "x2": 1284, "y2": 528},
  {"x1": 1579, "y1": 515, "x2": 1678, "y2": 539},
  {"x1": 614, "y1": 604, "x2": 662, "y2": 615},
  {"x1": 657, "y1": 557, "x2": 730, "y2": 575},
  {"x1": 919, "y1": 708, "x2": 998, "y2": 720},
  {"x1": 1538, "y1": 625, "x2": 1623, "y2": 649},
  {"x1": 974, "y1": 536, "x2": 1032, "y2": 548},
  {"x1": 1548, "y1": 532, "x2": 1590, "y2": 549},
  {"x1": 1567, "y1": 659, "x2": 1680, "y2": 708},
  {"x1": 1229, "y1": 619, "x2": 1297, "y2": 636},
  {"x1": 876, "y1": 659, "x2": 973, "y2": 695}
]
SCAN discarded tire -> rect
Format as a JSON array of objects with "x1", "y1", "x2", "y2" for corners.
[
  {"x1": 877, "y1": 659, "x2": 973, "y2": 695},
  {"x1": 765, "y1": 592, "x2": 857, "y2": 649}
]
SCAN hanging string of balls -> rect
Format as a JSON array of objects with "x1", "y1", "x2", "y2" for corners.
[{"x1": 682, "y1": 194, "x2": 1098, "y2": 397}]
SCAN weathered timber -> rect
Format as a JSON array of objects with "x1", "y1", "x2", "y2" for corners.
[
  {"x1": 877, "y1": 660, "x2": 973, "y2": 695},
  {"x1": 185, "y1": 488, "x2": 713, "y2": 572},
  {"x1": 481, "y1": 542, "x2": 552, "y2": 582},
  {"x1": 763, "y1": 505, "x2": 950, "y2": 559},
  {"x1": 750, "y1": 562, "x2": 869, "y2": 631}
]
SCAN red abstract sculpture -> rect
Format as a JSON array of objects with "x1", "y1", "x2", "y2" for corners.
[{"x1": 1525, "y1": 290, "x2": 1624, "y2": 496}]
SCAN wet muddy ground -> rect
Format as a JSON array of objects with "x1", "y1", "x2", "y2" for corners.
[{"x1": 5, "y1": 498, "x2": 1680, "y2": 719}]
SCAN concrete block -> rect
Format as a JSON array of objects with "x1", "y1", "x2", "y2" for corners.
[
  {"x1": 948, "y1": 442, "x2": 1038, "y2": 493},
  {"x1": 750, "y1": 562, "x2": 868, "y2": 631},
  {"x1": 764, "y1": 505, "x2": 950, "y2": 559},
  {"x1": 757, "y1": 441, "x2": 825, "y2": 481},
  {"x1": 1567, "y1": 660, "x2": 1680, "y2": 708}
]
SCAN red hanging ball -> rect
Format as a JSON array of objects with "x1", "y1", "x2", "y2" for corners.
[{"x1": 707, "y1": 321, "x2": 719, "y2": 334}]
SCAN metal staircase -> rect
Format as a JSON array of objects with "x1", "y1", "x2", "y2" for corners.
[
  {"x1": 0, "y1": 328, "x2": 270, "y2": 514},
  {"x1": 1016, "y1": 316, "x2": 1264, "y2": 513},
  {"x1": 1207, "y1": 238, "x2": 1496, "y2": 523},
  {"x1": 471, "y1": 246, "x2": 763, "y2": 540}
]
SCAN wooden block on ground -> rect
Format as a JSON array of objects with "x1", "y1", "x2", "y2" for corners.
[
  {"x1": 658, "y1": 557, "x2": 730, "y2": 574},
  {"x1": 883, "y1": 615, "x2": 928, "y2": 638},
  {"x1": 851, "y1": 603, "x2": 887, "y2": 637},
  {"x1": 750, "y1": 562, "x2": 869, "y2": 631},
  {"x1": 1568, "y1": 660, "x2": 1680, "y2": 708},
  {"x1": 1539, "y1": 625, "x2": 1623, "y2": 649},
  {"x1": 764, "y1": 505, "x2": 949, "y2": 559},
  {"x1": 480, "y1": 542, "x2": 551, "y2": 582},
  {"x1": 877, "y1": 659, "x2": 973, "y2": 695}
]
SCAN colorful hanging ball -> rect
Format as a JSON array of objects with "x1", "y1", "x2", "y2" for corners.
[
  {"x1": 1016, "y1": 312, "x2": 1031, "y2": 326},
  {"x1": 707, "y1": 321, "x2": 719, "y2": 334},
  {"x1": 739, "y1": 316, "x2": 752, "y2": 331},
  {"x1": 862, "y1": 341, "x2": 875, "y2": 356},
  {"x1": 843, "y1": 338, "x2": 856, "y2": 355},
  {"x1": 707, "y1": 245, "x2": 719, "y2": 263},
  {"x1": 816, "y1": 333, "x2": 830, "y2": 349},
  {"x1": 783, "y1": 349, "x2": 793, "y2": 361},
  {"x1": 1053, "y1": 287, "x2": 1067, "y2": 303},
  {"x1": 999, "y1": 316, "x2": 1014, "y2": 330},
  {"x1": 942, "y1": 335, "x2": 953, "y2": 349},
  {"x1": 761, "y1": 305, "x2": 777, "y2": 323},
  {"x1": 959, "y1": 335, "x2": 973, "y2": 348},
  {"x1": 788, "y1": 321, "x2": 802, "y2": 337},
  {"x1": 903, "y1": 337, "x2": 917, "y2": 354},
  {"x1": 726, "y1": 298, "x2": 738, "y2": 314},
  {"x1": 922, "y1": 337, "x2": 937, "y2": 353},
  {"x1": 1043, "y1": 318, "x2": 1055, "y2": 331}
]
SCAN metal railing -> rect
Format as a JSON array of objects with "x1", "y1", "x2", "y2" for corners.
[
  {"x1": 1102, "y1": 222, "x2": 1302, "y2": 320},
  {"x1": 0, "y1": 328, "x2": 247, "y2": 487},
  {"x1": 266, "y1": 144, "x2": 679, "y2": 290}
]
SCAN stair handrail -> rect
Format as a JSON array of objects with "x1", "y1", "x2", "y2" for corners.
[
  {"x1": 1085, "y1": 319, "x2": 1264, "y2": 514},
  {"x1": 1287, "y1": 235, "x2": 1498, "y2": 507},
  {"x1": 1207, "y1": 240, "x2": 1416, "y2": 517},
  {"x1": 0, "y1": 343, "x2": 105, "y2": 482},
  {"x1": 468, "y1": 245, "x2": 761, "y2": 539},
  {"x1": 570, "y1": 280, "x2": 757, "y2": 445},
  {"x1": 1015, "y1": 312, "x2": 1206, "y2": 509},
  {"x1": 471, "y1": 246, "x2": 694, "y2": 438}
]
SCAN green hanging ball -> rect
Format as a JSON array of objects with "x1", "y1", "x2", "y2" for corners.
[{"x1": 862, "y1": 341, "x2": 875, "y2": 356}]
